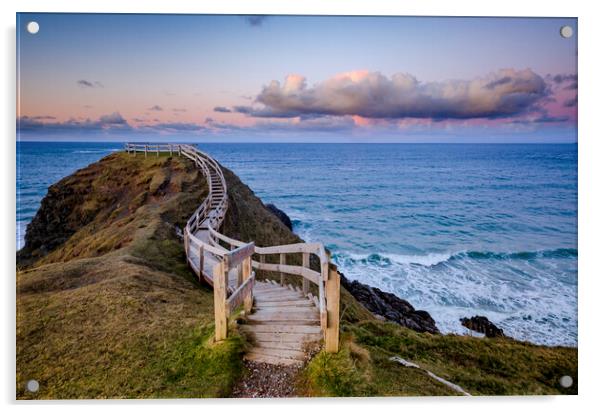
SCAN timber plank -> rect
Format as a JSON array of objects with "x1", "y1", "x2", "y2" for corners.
[
  {"x1": 240, "y1": 324, "x2": 321, "y2": 334},
  {"x1": 244, "y1": 352, "x2": 302, "y2": 366}
]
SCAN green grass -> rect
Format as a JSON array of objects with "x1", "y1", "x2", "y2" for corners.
[
  {"x1": 16, "y1": 152, "x2": 245, "y2": 399},
  {"x1": 17, "y1": 151, "x2": 578, "y2": 399},
  {"x1": 300, "y1": 321, "x2": 577, "y2": 396}
]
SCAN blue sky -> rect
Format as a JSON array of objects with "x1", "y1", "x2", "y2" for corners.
[{"x1": 17, "y1": 14, "x2": 577, "y2": 142}]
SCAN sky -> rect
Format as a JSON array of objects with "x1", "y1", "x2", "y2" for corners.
[{"x1": 16, "y1": 14, "x2": 577, "y2": 142}]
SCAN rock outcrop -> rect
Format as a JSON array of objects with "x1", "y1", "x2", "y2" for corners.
[
  {"x1": 265, "y1": 203, "x2": 293, "y2": 231},
  {"x1": 460, "y1": 315, "x2": 505, "y2": 338},
  {"x1": 339, "y1": 272, "x2": 440, "y2": 334}
]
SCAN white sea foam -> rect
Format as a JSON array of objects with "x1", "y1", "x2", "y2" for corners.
[{"x1": 333, "y1": 248, "x2": 577, "y2": 346}]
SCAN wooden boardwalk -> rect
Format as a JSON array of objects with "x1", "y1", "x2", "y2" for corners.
[{"x1": 125, "y1": 143, "x2": 340, "y2": 366}]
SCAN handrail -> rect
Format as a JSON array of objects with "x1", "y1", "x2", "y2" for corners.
[{"x1": 124, "y1": 142, "x2": 339, "y2": 352}]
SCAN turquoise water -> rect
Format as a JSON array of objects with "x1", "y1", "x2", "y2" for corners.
[{"x1": 16, "y1": 142, "x2": 577, "y2": 346}]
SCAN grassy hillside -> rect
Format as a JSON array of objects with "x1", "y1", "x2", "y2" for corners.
[
  {"x1": 16, "y1": 153, "x2": 246, "y2": 399},
  {"x1": 17, "y1": 151, "x2": 577, "y2": 398}
]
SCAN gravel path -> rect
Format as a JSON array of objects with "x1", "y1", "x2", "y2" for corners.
[{"x1": 231, "y1": 360, "x2": 301, "y2": 398}]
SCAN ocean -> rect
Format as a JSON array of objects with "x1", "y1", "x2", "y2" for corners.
[{"x1": 16, "y1": 141, "x2": 578, "y2": 346}]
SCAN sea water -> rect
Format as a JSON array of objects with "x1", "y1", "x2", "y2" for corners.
[{"x1": 16, "y1": 142, "x2": 577, "y2": 346}]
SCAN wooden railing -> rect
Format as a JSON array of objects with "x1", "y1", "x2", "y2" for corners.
[{"x1": 124, "y1": 143, "x2": 340, "y2": 352}]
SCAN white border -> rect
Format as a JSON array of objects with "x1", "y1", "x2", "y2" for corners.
[{"x1": 3, "y1": 1, "x2": 601, "y2": 412}]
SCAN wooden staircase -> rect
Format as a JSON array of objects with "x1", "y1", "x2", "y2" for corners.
[
  {"x1": 124, "y1": 143, "x2": 340, "y2": 366},
  {"x1": 241, "y1": 280, "x2": 322, "y2": 366}
]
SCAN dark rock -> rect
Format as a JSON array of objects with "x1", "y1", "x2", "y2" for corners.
[
  {"x1": 265, "y1": 203, "x2": 293, "y2": 231},
  {"x1": 460, "y1": 315, "x2": 505, "y2": 338},
  {"x1": 339, "y1": 272, "x2": 440, "y2": 334}
]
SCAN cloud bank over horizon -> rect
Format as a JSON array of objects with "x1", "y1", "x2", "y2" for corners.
[
  {"x1": 229, "y1": 69, "x2": 550, "y2": 120},
  {"x1": 18, "y1": 68, "x2": 577, "y2": 142}
]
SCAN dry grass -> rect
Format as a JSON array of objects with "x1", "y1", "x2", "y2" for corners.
[{"x1": 16, "y1": 153, "x2": 245, "y2": 399}]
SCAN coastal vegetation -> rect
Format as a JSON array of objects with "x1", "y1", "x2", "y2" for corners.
[{"x1": 17, "y1": 152, "x2": 577, "y2": 398}]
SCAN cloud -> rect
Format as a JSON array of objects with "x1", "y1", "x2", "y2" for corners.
[
  {"x1": 564, "y1": 97, "x2": 578, "y2": 107},
  {"x1": 26, "y1": 115, "x2": 56, "y2": 120},
  {"x1": 552, "y1": 74, "x2": 577, "y2": 84},
  {"x1": 145, "y1": 122, "x2": 207, "y2": 132},
  {"x1": 148, "y1": 105, "x2": 163, "y2": 111},
  {"x1": 18, "y1": 112, "x2": 131, "y2": 133},
  {"x1": 533, "y1": 115, "x2": 570, "y2": 123},
  {"x1": 172, "y1": 108, "x2": 187, "y2": 113},
  {"x1": 232, "y1": 69, "x2": 548, "y2": 120},
  {"x1": 77, "y1": 79, "x2": 103, "y2": 88},
  {"x1": 213, "y1": 106, "x2": 232, "y2": 113},
  {"x1": 245, "y1": 16, "x2": 267, "y2": 27}
]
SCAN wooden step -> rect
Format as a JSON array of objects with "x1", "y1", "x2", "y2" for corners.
[
  {"x1": 240, "y1": 324, "x2": 322, "y2": 334},
  {"x1": 247, "y1": 318, "x2": 320, "y2": 326},
  {"x1": 254, "y1": 292, "x2": 305, "y2": 300},
  {"x1": 250, "y1": 308, "x2": 319, "y2": 316},
  {"x1": 244, "y1": 351, "x2": 302, "y2": 366},
  {"x1": 248, "y1": 346, "x2": 307, "y2": 361},
  {"x1": 254, "y1": 341, "x2": 305, "y2": 351},
  {"x1": 249, "y1": 332, "x2": 322, "y2": 343},
  {"x1": 254, "y1": 300, "x2": 315, "y2": 308}
]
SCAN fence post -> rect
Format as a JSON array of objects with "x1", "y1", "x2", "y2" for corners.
[
  {"x1": 144, "y1": 144, "x2": 148, "y2": 158},
  {"x1": 302, "y1": 252, "x2": 310, "y2": 295},
  {"x1": 213, "y1": 261, "x2": 228, "y2": 341},
  {"x1": 280, "y1": 253, "x2": 286, "y2": 286},
  {"x1": 184, "y1": 230, "x2": 189, "y2": 262},
  {"x1": 324, "y1": 264, "x2": 340, "y2": 353},
  {"x1": 169, "y1": 144, "x2": 173, "y2": 156},
  {"x1": 321, "y1": 251, "x2": 330, "y2": 281},
  {"x1": 156, "y1": 145, "x2": 159, "y2": 157},
  {"x1": 198, "y1": 244, "x2": 204, "y2": 279},
  {"x1": 242, "y1": 257, "x2": 253, "y2": 313}
]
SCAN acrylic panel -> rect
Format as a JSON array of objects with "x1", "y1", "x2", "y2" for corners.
[{"x1": 16, "y1": 13, "x2": 578, "y2": 399}]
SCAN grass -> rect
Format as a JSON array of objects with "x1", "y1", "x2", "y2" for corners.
[
  {"x1": 16, "y1": 151, "x2": 578, "y2": 399},
  {"x1": 299, "y1": 320, "x2": 577, "y2": 396},
  {"x1": 16, "y1": 152, "x2": 245, "y2": 399}
]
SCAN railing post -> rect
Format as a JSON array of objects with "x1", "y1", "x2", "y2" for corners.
[
  {"x1": 242, "y1": 257, "x2": 253, "y2": 313},
  {"x1": 321, "y1": 251, "x2": 330, "y2": 281},
  {"x1": 184, "y1": 230, "x2": 189, "y2": 262},
  {"x1": 237, "y1": 262, "x2": 243, "y2": 287},
  {"x1": 302, "y1": 252, "x2": 310, "y2": 295},
  {"x1": 325, "y1": 264, "x2": 340, "y2": 353},
  {"x1": 169, "y1": 144, "x2": 173, "y2": 156},
  {"x1": 213, "y1": 261, "x2": 228, "y2": 341},
  {"x1": 280, "y1": 253, "x2": 286, "y2": 286},
  {"x1": 199, "y1": 244, "x2": 204, "y2": 279},
  {"x1": 144, "y1": 144, "x2": 148, "y2": 158},
  {"x1": 156, "y1": 145, "x2": 159, "y2": 157}
]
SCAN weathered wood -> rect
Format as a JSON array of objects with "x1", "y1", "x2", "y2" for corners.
[
  {"x1": 254, "y1": 243, "x2": 322, "y2": 255},
  {"x1": 325, "y1": 265, "x2": 340, "y2": 353},
  {"x1": 279, "y1": 254, "x2": 286, "y2": 286},
  {"x1": 224, "y1": 242, "x2": 255, "y2": 270},
  {"x1": 226, "y1": 272, "x2": 255, "y2": 314},
  {"x1": 302, "y1": 252, "x2": 310, "y2": 295},
  {"x1": 198, "y1": 244, "x2": 204, "y2": 279},
  {"x1": 239, "y1": 324, "x2": 322, "y2": 334},
  {"x1": 253, "y1": 261, "x2": 320, "y2": 285},
  {"x1": 249, "y1": 332, "x2": 322, "y2": 343},
  {"x1": 213, "y1": 262, "x2": 227, "y2": 341},
  {"x1": 244, "y1": 351, "x2": 302, "y2": 367},
  {"x1": 243, "y1": 260, "x2": 253, "y2": 312},
  {"x1": 124, "y1": 143, "x2": 341, "y2": 358},
  {"x1": 255, "y1": 300, "x2": 315, "y2": 307}
]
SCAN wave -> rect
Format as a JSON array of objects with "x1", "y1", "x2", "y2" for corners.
[
  {"x1": 335, "y1": 248, "x2": 577, "y2": 268},
  {"x1": 72, "y1": 149, "x2": 119, "y2": 154}
]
